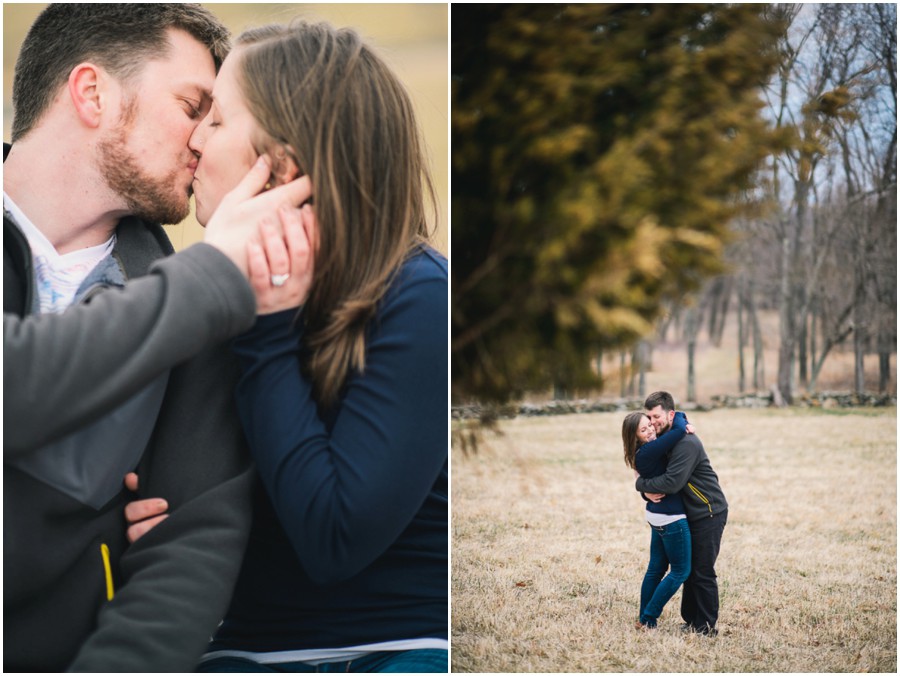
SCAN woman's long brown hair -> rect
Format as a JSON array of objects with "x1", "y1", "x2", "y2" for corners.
[
  {"x1": 622, "y1": 411, "x2": 648, "y2": 470},
  {"x1": 235, "y1": 21, "x2": 437, "y2": 408}
]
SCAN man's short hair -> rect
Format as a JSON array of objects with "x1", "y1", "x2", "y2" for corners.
[
  {"x1": 11, "y1": 3, "x2": 231, "y2": 142},
  {"x1": 644, "y1": 391, "x2": 675, "y2": 412}
]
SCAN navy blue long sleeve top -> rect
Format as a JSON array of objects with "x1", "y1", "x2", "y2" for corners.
[
  {"x1": 209, "y1": 246, "x2": 448, "y2": 653},
  {"x1": 635, "y1": 412, "x2": 688, "y2": 516}
]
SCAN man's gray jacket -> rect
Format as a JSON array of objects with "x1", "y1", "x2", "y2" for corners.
[
  {"x1": 4, "y1": 187, "x2": 258, "y2": 671},
  {"x1": 635, "y1": 434, "x2": 728, "y2": 522}
]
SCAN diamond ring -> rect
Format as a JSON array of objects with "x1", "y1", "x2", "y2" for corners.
[{"x1": 270, "y1": 273, "x2": 290, "y2": 287}]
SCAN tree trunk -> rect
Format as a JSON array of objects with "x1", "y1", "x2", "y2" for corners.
[
  {"x1": 809, "y1": 323, "x2": 854, "y2": 392},
  {"x1": 737, "y1": 279, "x2": 746, "y2": 393},
  {"x1": 637, "y1": 340, "x2": 649, "y2": 399},
  {"x1": 628, "y1": 345, "x2": 639, "y2": 397},
  {"x1": 595, "y1": 348, "x2": 603, "y2": 381},
  {"x1": 777, "y1": 232, "x2": 795, "y2": 405},
  {"x1": 705, "y1": 278, "x2": 725, "y2": 347},
  {"x1": 553, "y1": 381, "x2": 567, "y2": 401},
  {"x1": 852, "y1": 240, "x2": 867, "y2": 395},
  {"x1": 877, "y1": 316, "x2": 893, "y2": 393},
  {"x1": 657, "y1": 310, "x2": 674, "y2": 344},
  {"x1": 809, "y1": 290, "x2": 859, "y2": 390},
  {"x1": 747, "y1": 279, "x2": 765, "y2": 391},
  {"x1": 712, "y1": 278, "x2": 732, "y2": 347},
  {"x1": 853, "y1": 333, "x2": 865, "y2": 394},
  {"x1": 687, "y1": 341, "x2": 696, "y2": 403},
  {"x1": 879, "y1": 351, "x2": 891, "y2": 393},
  {"x1": 853, "y1": 307, "x2": 865, "y2": 395},
  {"x1": 809, "y1": 299, "x2": 818, "y2": 384},
  {"x1": 798, "y1": 292, "x2": 808, "y2": 389},
  {"x1": 684, "y1": 307, "x2": 701, "y2": 403}
]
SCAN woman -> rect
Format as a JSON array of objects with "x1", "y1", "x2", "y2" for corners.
[
  {"x1": 622, "y1": 411, "x2": 693, "y2": 630},
  {"x1": 129, "y1": 20, "x2": 447, "y2": 672}
]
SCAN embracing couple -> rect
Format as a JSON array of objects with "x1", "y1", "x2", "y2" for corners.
[
  {"x1": 5, "y1": 4, "x2": 447, "y2": 672},
  {"x1": 622, "y1": 391, "x2": 728, "y2": 636}
]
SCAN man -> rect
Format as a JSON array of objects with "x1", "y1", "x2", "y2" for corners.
[
  {"x1": 4, "y1": 5, "x2": 306, "y2": 671},
  {"x1": 634, "y1": 391, "x2": 728, "y2": 636}
]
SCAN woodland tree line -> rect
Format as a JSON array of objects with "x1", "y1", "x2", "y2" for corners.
[{"x1": 452, "y1": 3, "x2": 896, "y2": 407}]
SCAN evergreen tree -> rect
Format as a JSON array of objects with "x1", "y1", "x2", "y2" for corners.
[{"x1": 452, "y1": 3, "x2": 786, "y2": 403}]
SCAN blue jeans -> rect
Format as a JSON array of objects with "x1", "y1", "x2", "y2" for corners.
[
  {"x1": 639, "y1": 518, "x2": 691, "y2": 626},
  {"x1": 198, "y1": 649, "x2": 448, "y2": 673}
]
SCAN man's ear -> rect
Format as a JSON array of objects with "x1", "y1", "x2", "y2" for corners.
[
  {"x1": 68, "y1": 63, "x2": 107, "y2": 129},
  {"x1": 270, "y1": 144, "x2": 301, "y2": 186},
  {"x1": 668, "y1": 410, "x2": 676, "y2": 423}
]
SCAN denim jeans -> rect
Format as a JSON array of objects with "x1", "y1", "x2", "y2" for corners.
[
  {"x1": 198, "y1": 649, "x2": 448, "y2": 673},
  {"x1": 639, "y1": 518, "x2": 692, "y2": 626}
]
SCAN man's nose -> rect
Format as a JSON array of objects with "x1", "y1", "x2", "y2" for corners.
[{"x1": 187, "y1": 122, "x2": 205, "y2": 155}]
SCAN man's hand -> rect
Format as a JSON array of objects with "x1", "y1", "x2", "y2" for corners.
[
  {"x1": 123, "y1": 473, "x2": 169, "y2": 544},
  {"x1": 686, "y1": 423, "x2": 696, "y2": 435},
  {"x1": 635, "y1": 469, "x2": 666, "y2": 502},
  {"x1": 203, "y1": 154, "x2": 313, "y2": 277}
]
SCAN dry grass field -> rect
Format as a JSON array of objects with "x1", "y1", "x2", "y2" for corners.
[{"x1": 452, "y1": 408, "x2": 897, "y2": 673}]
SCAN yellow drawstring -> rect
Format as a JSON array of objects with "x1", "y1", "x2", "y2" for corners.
[{"x1": 100, "y1": 543, "x2": 115, "y2": 601}]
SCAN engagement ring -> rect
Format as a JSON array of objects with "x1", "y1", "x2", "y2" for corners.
[{"x1": 270, "y1": 273, "x2": 290, "y2": 287}]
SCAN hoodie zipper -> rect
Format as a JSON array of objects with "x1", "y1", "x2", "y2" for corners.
[{"x1": 687, "y1": 482, "x2": 713, "y2": 516}]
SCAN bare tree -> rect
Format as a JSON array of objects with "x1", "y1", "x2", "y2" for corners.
[
  {"x1": 683, "y1": 304, "x2": 703, "y2": 403},
  {"x1": 821, "y1": 5, "x2": 896, "y2": 394},
  {"x1": 757, "y1": 3, "x2": 895, "y2": 403}
]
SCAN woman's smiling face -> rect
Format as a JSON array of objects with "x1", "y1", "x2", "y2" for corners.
[
  {"x1": 188, "y1": 48, "x2": 261, "y2": 225},
  {"x1": 636, "y1": 415, "x2": 657, "y2": 444}
]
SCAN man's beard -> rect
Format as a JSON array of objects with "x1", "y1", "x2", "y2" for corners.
[{"x1": 96, "y1": 119, "x2": 190, "y2": 225}]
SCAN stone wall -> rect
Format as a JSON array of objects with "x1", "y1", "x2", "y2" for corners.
[{"x1": 452, "y1": 391, "x2": 897, "y2": 421}]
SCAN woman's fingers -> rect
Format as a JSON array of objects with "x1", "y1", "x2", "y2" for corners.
[
  {"x1": 231, "y1": 163, "x2": 312, "y2": 212},
  {"x1": 282, "y1": 205, "x2": 316, "y2": 303},
  {"x1": 261, "y1": 215, "x2": 291, "y2": 281},
  {"x1": 302, "y1": 204, "x2": 320, "y2": 255},
  {"x1": 203, "y1": 162, "x2": 313, "y2": 279},
  {"x1": 125, "y1": 497, "x2": 169, "y2": 525},
  {"x1": 246, "y1": 239, "x2": 271, "y2": 297},
  {"x1": 283, "y1": 205, "x2": 313, "y2": 274},
  {"x1": 124, "y1": 472, "x2": 139, "y2": 492},
  {"x1": 124, "y1": 490, "x2": 169, "y2": 544},
  {"x1": 261, "y1": 175, "x2": 313, "y2": 211},
  {"x1": 223, "y1": 154, "x2": 272, "y2": 204},
  {"x1": 127, "y1": 514, "x2": 169, "y2": 544},
  {"x1": 245, "y1": 204, "x2": 315, "y2": 316}
]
